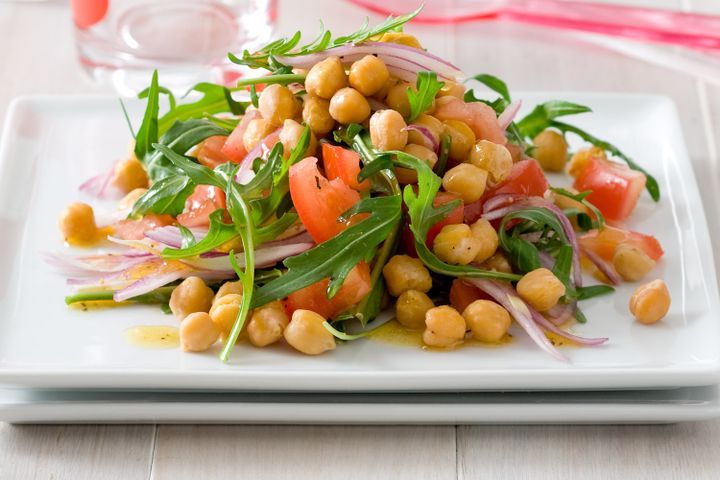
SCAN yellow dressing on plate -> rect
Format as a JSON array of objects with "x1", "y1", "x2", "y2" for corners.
[
  {"x1": 124, "y1": 326, "x2": 179, "y2": 349},
  {"x1": 368, "y1": 320, "x2": 513, "y2": 350}
]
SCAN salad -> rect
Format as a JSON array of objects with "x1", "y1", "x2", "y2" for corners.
[{"x1": 51, "y1": 7, "x2": 671, "y2": 361}]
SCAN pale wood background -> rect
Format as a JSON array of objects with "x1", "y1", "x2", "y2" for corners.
[{"x1": 1, "y1": 0, "x2": 720, "y2": 478}]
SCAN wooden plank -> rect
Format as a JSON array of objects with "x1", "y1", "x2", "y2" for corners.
[
  {"x1": 0, "y1": 423, "x2": 154, "y2": 480},
  {"x1": 151, "y1": 425, "x2": 456, "y2": 480}
]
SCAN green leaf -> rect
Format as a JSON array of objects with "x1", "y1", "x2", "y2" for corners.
[
  {"x1": 130, "y1": 175, "x2": 194, "y2": 217},
  {"x1": 134, "y1": 70, "x2": 160, "y2": 161},
  {"x1": 434, "y1": 133, "x2": 451, "y2": 176},
  {"x1": 551, "y1": 187, "x2": 606, "y2": 230},
  {"x1": 65, "y1": 286, "x2": 175, "y2": 306},
  {"x1": 162, "y1": 210, "x2": 237, "y2": 259},
  {"x1": 157, "y1": 83, "x2": 246, "y2": 134},
  {"x1": 551, "y1": 121, "x2": 660, "y2": 201},
  {"x1": 178, "y1": 225, "x2": 197, "y2": 249},
  {"x1": 575, "y1": 285, "x2": 615, "y2": 301},
  {"x1": 251, "y1": 195, "x2": 403, "y2": 308},
  {"x1": 249, "y1": 85, "x2": 259, "y2": 108},
  {"x1": 255, "y1": 212, "x2": 299, "y2": 244},
  {"x1": 465, "y1": 73, "x2": 511, "y2": 102},
  {"x1": 152, "y1": 143, "x2": 224, "y2": 188},
  {"x1": 516, "y1": 100, "x2": 592, "y2": 139},
  {"x1": 503, "y1": 232, "x2": 542, "y2": 273},
  {"x1": 407, "y1": 71, "x2": 444, "y2": 122},
  {"x1": 552, "y1": 245, "x2": 574, "y2": 287}
]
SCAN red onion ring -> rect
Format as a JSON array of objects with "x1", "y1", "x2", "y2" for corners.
[
  {"x1": 497, "y1": 100, "x2": 522, "y2": 131},
  {"x1": 403, "y1": 125, "x2": 439, "y2": 152},
  {"x1": 580, "y1": 246, "x2": 621, "y2": 285}
]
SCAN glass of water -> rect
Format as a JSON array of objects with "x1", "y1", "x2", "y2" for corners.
[{"x1": 71, "y1": 0, "x2": 276, "y2": 95}]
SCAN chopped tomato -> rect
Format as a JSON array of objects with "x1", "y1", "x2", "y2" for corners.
[
  {"x1": 321, "y1": 143, "x2": 370, "y2": 191},
  {"x1": 220, "y1": 109, "x2": 260, "y2": 163},
  {"x1": 432, "y1": 96, "x2": 506, "y2": 144},
  {"x1": 197, "y1": 136, "x2": 233, "y2": 169},
  {"x1": 579, "y1": 225, "x2": 663, "y2": 262},
  {"x1": 176, "y1": 185, "x2": 226, "y2": 228},
  {"x1": 426, "y1": 192, "x2": 464, "y2": 247},
  {"x1": 112, "y1": 214, "x2": 174, "y2": 240},
  {"x1": 449, "y1": 279, "x2": 492, "y2": 313},
  {"x1": 289, "y1": 156, "x2": 361, "y2": 244},
  {"x1": 286, "y1": 262, "x2": 372, "y2": 319},
  {"x1": 465, "y1": 159, "x2": 549, "y2": 224},
  {"x1": 573, "y1": 157, "x2": 646, "y2": 223}
]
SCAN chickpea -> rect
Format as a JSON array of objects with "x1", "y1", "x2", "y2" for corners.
[
  {"x1": 396, "y1": 290, "x2": 434, "y2": 329},
  {"x1": 382, "y1": 254, "x2": 433, "y2": 296},
  {"x1": 532, "y1": 130, "x2": 568, "y2": 172},
  {"x1": 329, "y1": 87, "x2": 371, "y2": 125},
  {"x1": 385, "y1": 82, "x2": 413, "y2": 118},
  {"x1": 467, "y1": 140, "x2": 513, "y2": 185},
  {"x1": 629, "y1": 279, "x2": 671, "y2": 325},
  {"x1": 470, "y1": 219, "x2": 499, "y2": 263},
  {"x1": 442, "y1": 163, "x2": 488, "y2": 203},
  {"x1": 112, "y1": 157, "x2": 148, "y2": 193},
  {"x1": 243, "y1": 118, "x2": 274, "y2": 152},
  {"x1": 395, "y1": 143, "x2": 438, "y2": 184},
  {"x1": 516, "y1": 268, "x2": 566, "y2": 312},
  {"x1": 349, "y1": 55, "x2": 390, "y2": 96},
  {"x1": 369, "y1": 109, "x2": 408, "y2": 151},
  {"x1": 258, "y1": 84, "x2": 298, "y2": 127},
  {"x1": 302, "y1": 95, "x2": 335, "y2": 136},
  {"x1": 247, "y1": 301, "x2": 290, "y2": 347},
  {"x1": 433, "y1": 224, "x2": 481, "y2": 265},
  {"x1": 443, "y1": 120, "x2": 476, "y2": 162},
  {"x1": 568, "y1": 147, "x2": 606, "y2": 177},
  {"x1": 305, "y1": 56, "x2": 348, "y2": 99},
  {"x1": 480, "y1": 252, "x2": 513, "y2": 274},
  {"x1": 462, "y1": 300, "x2": 511, "y2": 343},
  {"x1": 179, "y1": 312, "x2": 220, "y2": 352},
  {"x1": 407, "y1": 114, "x2": 443, "y2": 147},
  {"x1": 613, "y1": 243, "x2": 656, "y2": 282},
  {"x1": 280, "y1": 119, "x2": 317, "y2": 157},
  {"x1": 436, "y1": 80, "x2": 465, "y2": 99},
  {"x1": 118, "y1": 188, "x2": 147, "y2": 210},
  {"x1": 208, "y1": 293, "x2": 242, "y2": 340},
  {"x1": 59, "y1": 202, "x2": 97, "y2": 245},
  {"x1": 423, "y1": 306, "x2": 466, "y2": 347},
  {"x1": 283, "y1": 309, "x2": 336, "y2": 355},
  {"x1": 169, "y1": 276, "x2": 215, "y2": 320},
  {"x1": 378, "y1": 31, "x2": 422, "y2": 49},
  {"x1": 214, "y1": 280, "x2": 242, "y2": 300}
]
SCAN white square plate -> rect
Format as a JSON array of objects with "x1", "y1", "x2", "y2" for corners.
[{"x1": 0, "y1": 93, "x2": 718, "y2": 391}]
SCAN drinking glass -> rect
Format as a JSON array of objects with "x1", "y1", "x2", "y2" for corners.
[{"x1": 71, "y1": 0, "x2": 276, "y2": 95}]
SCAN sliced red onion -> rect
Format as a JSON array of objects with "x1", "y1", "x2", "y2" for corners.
[
  {"x1": 580, "y1": 246, "x2": 621, "y2": 285},
  {"x1": 78, "y1": 162, "x2": 121, "y2": 199},
  {"x1": 114, "y1": 268, "x2": 189, "y2": 301},
  {"x1": 467, "y1": 278, "x2": 567, "y2": 362},
  {"x1": 43, "y1": 251, "x2": 153, "y2": 277},
  {"x1": 107, "y1": 236, "x2": 164, "y2": 254},
  {"x1": 367, "y1": 97, "x2": 389, "y2": 112},
  {"x1": 145, "y1": 226, "x2": 209, "y2": 249},
  {"x1": 529, "y1": 306, "x2": 608, "y2": 346},
  {"x1": 263, "y1": 230, "x2": 314, "y2": 248},
  {"x1": 497, "y1": 100, "x2": 522, "y2": 131},
  {"x1": 404, "y1": 125, "x2": 439, "y2": 152},
  {"x1": 181, "y1": 242, "x2": 314, "y2": 271},
  {"x1": 546, "y1": 300, "x2": 578, "y2": 326},
  {"x1": 235, "y1": 129, "x2": 281, "y2": 182},
  {"x1": 481, "y1": 194, "x2": 526, "y2": 214}
]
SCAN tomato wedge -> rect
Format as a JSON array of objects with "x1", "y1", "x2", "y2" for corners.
[
  {"x1": 573, "y1": 157, "x2": 646, "y2": 223},
  {"x1": 449, "y1": 279, "x2": 492, "y2": 313},
  {"x1": 289, "y1": 156, "x2": 361, "y2": 244},
  {"x1": 286, "y1": 262, "x2": 372, "y2": 318},
  {"x1": 197, "y1": 136, "x2": 234, "y2": 169},
  {"x1": 321, "y1": 143, "x2": 370, "y2": 191},
  {"x1": 176, "y1": 185, "x2": 227, "y2": 228},
  {"x1": 112, "y1": 214, "x2": 174, "y2": 240},
  {"x1": 220, "y1": 109, "x2": 261, "y2": 163},
  {"x1": 579, "y1": 225, "x2": 663, "y2": 262},
  {"x1": 426, "y1": 192, "x2": 464, "y2": 247}
]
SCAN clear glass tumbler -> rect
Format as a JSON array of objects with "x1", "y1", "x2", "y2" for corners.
[{"x1": 71, "y1": 0, "x2": 276, "y2": 95}]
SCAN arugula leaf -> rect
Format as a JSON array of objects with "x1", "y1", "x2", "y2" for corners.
[
  {"x1": 178, "y1": 225, "x2": 197, "y2": 249},
  {"x1": 156, "y1": 82, "x2": 245, "y2": 134},
  {"x1": 575, "y1": 285, "x2": 615, "y2": 300},
  {"x1": 65, "y1": 286, "x2": 176, "y2": 306},
  {"x1": 552, "y1": 245, "x2": 573, "y2": 287},
  {"x1": 134, "y1": 70, "x2": 160, "y2": 161},
  {"x1": 231, "y1": 73, "x2": 306, "y2": 88},
  {"x1": 503, "y1": 231, "x2": 542, "y2": 273},
  {"x1": 130, "y1": 175, "x2": 194, "y2": 217},
  {"x1": 162, "y1": 210, "x2": 236, "y2": 259},
  {"x1": 251, "y1": 195, "x2": 402, "y2": 308},
  {"x1": 249, "y1": 85, "x2": 259, "y2": 108},
  {"x1": 551, "y1": 187, "x2": 605, "y2": 230},
  {"x1": 229, "y1": 7, "x2": 422, "y2": 70},
  {"x1": 407, "y1": 71, "x2": 444, "y2": 122},
  {"x1": 516, "y1": 101, "x2": 592, "y2": 139},
  {"x1": 551, "y1": 121, "x2": 660, "y2": 201},
  {"x1": 152, "y1": 143, "x2": 224, "y2": 188},
  {"x1": 254, "y1": 212, "x2": 299, "y2": 244},
  {"x1": 434, "y1": 134, "x2": 451, "y2": 176},
  {"x1": 465, "y1": 73, "x2": 511, "y2": 103}
]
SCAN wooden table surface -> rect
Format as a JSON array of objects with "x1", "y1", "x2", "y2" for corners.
[{"x1": 1, "y1": 0, "x2": 720, "y2": 478}]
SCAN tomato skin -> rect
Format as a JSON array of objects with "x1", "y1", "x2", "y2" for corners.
[
  {"x1": 573, "y1": 157, "x2": 646, "y2": 223},
  {"x1": 176, "y1": 185, "x2": 227, "y2": 228},
  {"x1": 465, "y1": 159, "x2": 549, "y2": 224},
  {"x1": 220, "y1": 110, "x2": 260, "y2": 163},
  {"x1": 426, "y1": 192, "x2": 464, "y2": 247},
  {"x1": 579, "y1": 225, "x2": 663, "y2": 261},
  {"x1": 286, "y1": 262, "x2": 372, "y2": 319},
  {"x1": 449, "y1": 279, "x2": 492, "y2": 313},
  {"x1": 113, "y1": 214, "x2": 174, "y2": 240},
  {"x1": 289, "y1": 156, "x2": 361, "y2": 244},
  {"x1": 197, "y1": 136, "x2": 234, "y2": 169},
  {"x1": 322, "y1": 143, "x2": 370, "y2": 191}
]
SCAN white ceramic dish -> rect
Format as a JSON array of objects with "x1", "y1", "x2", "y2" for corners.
[
  {"x1": 1, "y1": 386, "x2": 718, "y2": 424},
  {"x1": 0, "y1": 94, "x2": 718, "y2": 392}
]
